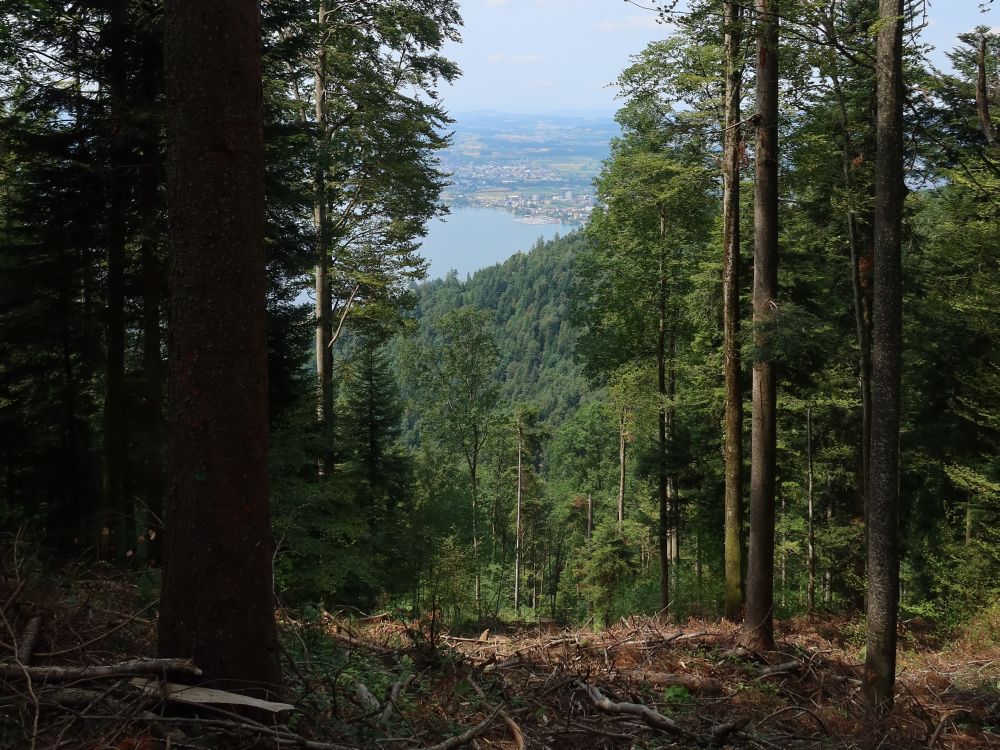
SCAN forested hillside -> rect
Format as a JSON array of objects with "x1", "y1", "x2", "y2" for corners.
[
  {"x1": 400, "y1": 232, "x2": 592, "y2": 427},
  {"x1": 1, "y1": 0, "x2": 998, "y2": 747}
]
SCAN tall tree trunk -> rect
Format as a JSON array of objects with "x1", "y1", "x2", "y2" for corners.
[
  {"x1": 657, "y1": 264, "x2": 670, "y2": 618},
  {"x1": 722, "y1": 0, "x2": 745, "y2": 623},
  {"x1": 618, "y1": 410, "x2": 626, "y2": 528},
  {"x1": 514, "y1": 424, "x2": 523, "y2": 618},
  {"x1": 159, "y1": 0, "x2": 282, "y2": 691},
  {"x1": 103, "y1": 0, "x2": 129, "y2": 558},
  {"x1": 744, "y1": 0, "x2": 779, "y2": 652},
  {"x1": 667, "y1": 325, "x2": 679, "y2": 598},
  {"x1": 824, "y1": 493, "x2": 834, "y2": 605},
  {"x1": 864, "y1": 0, "x2": 905, "y2": 713},
  {"x1": 470, "y1": 443, "x2": 482, "y2": 620},
  {"x1": 806, "y1": 405, "x2": 816, "y2": 614},
  {"x1": 779, "y1": 492, "x2": 786, "y2": 609},
  {"x1": 58, "y1": 252, "x2": 83, "y2": 540},
  {"x1": 140, "y1": 143, "x2": 165, "y2": 561},
  {"x1": 314, "y1": 0, "x2": 333, "y2": 475},
  {"x1": 138, "y1": 16, "x2": 165, "y2": 562}
]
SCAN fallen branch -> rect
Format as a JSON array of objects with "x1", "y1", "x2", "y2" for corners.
[
  {"x1": 576, "y1": 680, "x2": 695, "y2": 740},
  {"x1": 37, "y1": 599, "x2": 158, "y2": 658},
  {"x1": 710, "y1": 717, "x2": 750, "y2": 743},
  {"x1": 622, "y1": 670, "x2": 723, "y2": 694},
  {"x1": 418, "y1": 705, "x2": 503, "y2": 750},
  {"x1": 756, "y1": 705, "x2": 829, "y2": 735},
  {"x1": 328, "y1": 629, "x2": 394, "y2": 656},
  {"x1": 17, "y1": 615, "x2": 41, "y2": 664},
  {"x1": 759, "y1": 660, "x2": 802, "y2": 678},
  {"x1": 469, "y1": 675, "x2": 525, "y2": 750},
  {"x1": 1, "y1": 580, "x2": 24, "y2": 615},
  {"x1": 0, "y1": 657, "x2": 201, "y2": 681},
  {"x1": 47, "y1": 687, "x2": 158, "y2": 719},
  {"x1": 124, "y1": 714, "x2": 357, "y2": 750},
  {"x1": 381, "y1": 674, "x2": 416, "y2": 726}
]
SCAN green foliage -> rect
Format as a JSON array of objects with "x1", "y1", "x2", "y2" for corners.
[
  {"x1": 662, "y1": 684, "x2": 695, "y2": 709},
  {"x1": 582, "y1": 519, "x2": 644, "y2": 626}
]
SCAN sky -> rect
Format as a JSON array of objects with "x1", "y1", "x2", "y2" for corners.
[{"x1": 439, "y1": 0, "x2": 999, "y2": 114}]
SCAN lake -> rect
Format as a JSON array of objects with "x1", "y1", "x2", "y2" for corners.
[{"x1": 419, "y1": 207, "x2": 578, "y2": 280}]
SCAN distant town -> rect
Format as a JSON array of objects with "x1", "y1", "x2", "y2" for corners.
[{"x1": 440, "y1": 111, "x2": 616, "y2": 226}]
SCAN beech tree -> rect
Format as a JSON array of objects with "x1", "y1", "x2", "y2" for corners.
[{"x1": 157, "y1": 0, "x2": 282, "y2": 690}]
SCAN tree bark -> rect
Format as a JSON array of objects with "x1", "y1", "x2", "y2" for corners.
[
  {"x1": 102, "y1": 0, "x2": 130, "y2": 558},
  {"x1": 864, "y1": 0, "x2": 905, "y2": 713},
  {"x1": 618, "y1": 411, "x2": 626, "y2": 528},
  {"x1": 722, "y1": 0, "x2": 745, "y2": 623},
  {"x1": 314, "y1": 0, "x2": 333, "y2": 476},
  {"x1": 514, "y1": 423, "x2": 523, "y2": 618},
  {"x1": 159, "y1": 0, "x2": 282, "y2": 692},
  {"x1": 469, "y1": 439, "x2": 482, "y2": 620},
  {"x1": 744, "y1": 0, "x2": 779, "y2": 652},
  {"x1": 137, "y1": 14, "x2": 165, "y2": 561},
  {"x1": 667, "y1": 325, "x2": 679, "y2": 597},
  {"x1": 140, "y1": 141, "x2": 165, "y2": 561},
  {"x1": 657, "y1": 257, "x2": 670, "y2": 618},
  {"x1": 806, "y1": 405, "x2": 816, "y2": 614}
]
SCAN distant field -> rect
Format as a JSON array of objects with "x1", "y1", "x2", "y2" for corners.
[{"x1": 549, "y1": 160, "x2": 600, "y2": 172}]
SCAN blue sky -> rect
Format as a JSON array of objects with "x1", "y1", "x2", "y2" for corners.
[{"x1": 440, "y1": 0, "x2": 999, "y2": 114}]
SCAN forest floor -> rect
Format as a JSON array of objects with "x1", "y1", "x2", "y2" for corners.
[{"x1": 1, "y1": 557, "x2": 998, "y2": 749}]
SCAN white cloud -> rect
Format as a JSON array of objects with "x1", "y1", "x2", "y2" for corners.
[
  {"x1": 488, "y1": 52, "x2": 505, "y2": 63},
  {"x1": 485, "y1": 0, "x2": 510, "y2": 6},
  {"x1": 512, "y1": 54, "x2": 547, "y2": 64},
  {"x1": 593, "y1": 15, "x2": 660, "y2": 32}
]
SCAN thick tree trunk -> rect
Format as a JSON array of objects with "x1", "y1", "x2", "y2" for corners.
[
  {"x1": 744, "y1": 0, "x2": 779, "y2": 652},
  {"x1": 159, "y1": 0, "x2": 282, "y2": 692},
  {"x1": 722, "y1": 0, "x2": 745, "y2": 623},
  {"x1": 864, "y1": 0, "x2": 905, "y2": 713}
]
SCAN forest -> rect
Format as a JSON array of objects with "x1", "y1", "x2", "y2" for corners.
[{"x1": 0, "y1": 0, "x2": 998, "y2": 748}]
